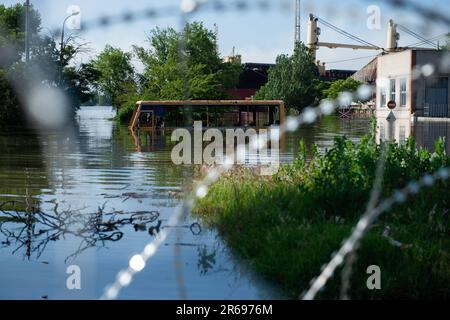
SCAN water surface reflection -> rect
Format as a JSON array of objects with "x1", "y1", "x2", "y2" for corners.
[
  {"x1": 0, "y1": 107, "x2": 384, "y2": 299},
  {"x1": 376, "y1": 115, "x2": 450, "y2": 153}
]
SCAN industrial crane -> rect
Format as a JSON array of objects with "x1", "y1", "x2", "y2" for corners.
[{"x1": 306, "y1": 14, "x2": 402, "y2": 67}]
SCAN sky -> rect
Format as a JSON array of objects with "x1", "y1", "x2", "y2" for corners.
[{"x1": 3, "y1": 0, "x2": 450, "y2": 71}]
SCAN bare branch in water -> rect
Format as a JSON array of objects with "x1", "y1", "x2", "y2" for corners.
[{"x1": 0, "y1": 199, "x2": 160, "y2": 263}]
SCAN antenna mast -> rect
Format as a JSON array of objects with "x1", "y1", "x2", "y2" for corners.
[{"x1": 295, "y1": 0, "x2": 301, "y2": 44}]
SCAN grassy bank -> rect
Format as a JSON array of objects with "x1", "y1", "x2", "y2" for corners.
[{"x1": 194, "y1": 128, "x2": 450, "y2": 299}]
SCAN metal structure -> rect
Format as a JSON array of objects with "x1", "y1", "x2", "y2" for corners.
[
  {"x1": 294, "y1": 0, "x2": 301, "y2": 45},
  {"x1": 305, "y1": 14, "x2": 442, "y2": 60},
  {"x1": 129, "y1": 100, "x2": 286, "y2": 130},
  {"x1": 306, "y1": 14, "x2": 384, "y2": 62},
  {"x1": 386, "y1": 19, "x2": 400, "y2": 52},
  {"x1": 59, "y1": 11, "x2": 80, "y2": 84},
  {"x1": 24, "y1": 0, "x2": 30, "y2": 62}
]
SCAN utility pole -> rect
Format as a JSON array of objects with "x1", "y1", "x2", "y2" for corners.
[
  {"x1": 24, "y1": 0, "x2": 30, "y2": 62},
  {"x1": 213, "y1": 23, "x2": 219, "y2": 52},
  {"x1": 294, "y1": 0, "x2": 301, "y2": 45},
  {"x1": 59, "y1": 11, "x2": 79, "y2": 85},
  {"x1": 386, "y1": 19, "x2": 399, "y2": 52}
]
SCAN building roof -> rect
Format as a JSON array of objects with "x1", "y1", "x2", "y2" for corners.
[
  {"x1": 352, "y1": 57, "x2": 378, "y2": 84},
  {"x1": 320, "y1": 69, "x2": 356, "y2": 81},
  {"x1": 236, "y1": 63, "x2": 273, "y2": 89},
  {"x1": 137, "y1": 100, "x2": 284, "y2": 106}
]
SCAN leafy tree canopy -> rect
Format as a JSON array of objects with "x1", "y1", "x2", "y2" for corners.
[
  {"x1": 439, "y1": 33, "x2": 450, "y2": 50},
  {"x1": 0, "y1": 4, "x2": 99, "y2": 124},
  {"x1": 323, "y1": 77, "x2": 362, "y2": 100},
  {"x1": 254, "y1": 43, "x2": 321, "y2": 110},
  {"x1": 0, "y1": 3, "x2": 41, "y2": 67},
  {"x1": 92, "y1": 45, "x2": 135, "y2": 106},
  {"x1": 133, "y1": 21, "x2": 241, "y2": 101}
]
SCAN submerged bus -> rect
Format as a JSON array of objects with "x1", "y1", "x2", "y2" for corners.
[{"x1": 129, "y1": 100, "x2": 286, "y2": 130}]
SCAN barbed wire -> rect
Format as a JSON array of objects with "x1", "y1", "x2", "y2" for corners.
[
  {"x1": 303, "y1": 165, "x2": 450, "y2": 300},
  {"x1": 52, "y1": 0, "x2": 450, "y2": 37},
  {"x1": 56, "y1": 0, "x2": 294, "y2": 35},
  {"x1": 339, "y1": 140, "x2": 388, "y2": 300},
  {"x1": 373, "y1": 0, "x2": 450, "y2": 27},
  {"x1": 2, "y1": 0, "x2": 450, "y2": 300},
  {"x1": 99, "y1": 79, "x2": 371, "y2": 299},
  {"x1": 98, "y1": 0, "x2": 450, "y2": 295},
  {"x1": 101, "y1": 45, "x2": 450, "y2": 298}
]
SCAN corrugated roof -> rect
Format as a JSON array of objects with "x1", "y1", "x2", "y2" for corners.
[{"x1": 352, "y1": 57, "x2": 378, "y2": 84}]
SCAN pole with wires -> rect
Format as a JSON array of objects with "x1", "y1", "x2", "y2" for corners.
[
  {"x1": 397, "y1": 24, "x2": 437, "y2": 48},
  {"x1": 294, "y1": 0, "x2": 301, "y2": 45},
  {"x1": 24, "y1": 0, "x2": 30, "y2": 62}
]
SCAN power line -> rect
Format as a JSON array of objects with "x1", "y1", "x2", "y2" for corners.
[
  {"x1": 406, "y1": 32, "x2": 449, "y2": 48},
  {"x1": 397, "y1": 24, "x2": 437, "y2": 48},
  {"x1": 294, "y1": 0, "x2": 301, "y2": 45},
  {"x1": 314, "y1": 15, "x2": 381, "y2": 49},
  {"x1": 325, "y1": 54, "x2": 379, "y2": 64}
]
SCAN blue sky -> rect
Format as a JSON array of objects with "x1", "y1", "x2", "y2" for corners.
[{"x1": 3, "y1": 0, "x2": 450, "y2": 70}]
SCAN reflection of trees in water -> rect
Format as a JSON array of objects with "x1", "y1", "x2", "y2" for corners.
[
  {"x1": 195, "y1": 235, "x2": 243, "y2": 279},
  {"x1": 197, "y1": 245, "x2": 216, "y2": 276},
  {"x1": 0, "y1": 199, "x2": 161, "y2": 263},
  {"x1": 194, "y1": 234, "x2": 285, "y2": 298}
]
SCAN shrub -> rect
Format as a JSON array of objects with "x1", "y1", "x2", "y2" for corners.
[
  {"x1": 116, "y1": 104, "x2": 135, "y2": 124},
  {"x1": 195, "y1": 130, "x2": 450, "y2": 299}
]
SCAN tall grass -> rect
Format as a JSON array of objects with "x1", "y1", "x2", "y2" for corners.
[{"x1": 194, "y1": 127, "x2": 450, "y2": 299}]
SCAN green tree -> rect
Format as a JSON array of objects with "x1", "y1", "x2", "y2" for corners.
[
  {"x1": 254, "y1": 43, "x2": 320, "y2": 111},
  {"x1": 217, "y1": 61, "x2": 242, "y2": 90},
  {"x1": 133, "y1": 21, "x2": 242, "y2": 102},
  {"x1": 1, "y1": 4, "x2": 99, "y2": 124},
  {"x1": 0, "y1": 4, "x2": 41, "y2": 124},
  {"x1": 0, "y1": 3, "x2": 41, "y2": 66},
  {"x1": 116, "y1": 21, "x2": 242, "y2": 123},
  {"x1": 0, "y1": 69, "x2": 21, "y2": 123},
  {"x1": 92, "y1": 45, "x2": 135, "y2": 106},
  {"x1": 439, "y1": 33, "x2": 450, "y2": 50},
  {"x1": 323, "y1": 77, "x2": 362, "y2": 100},
  {"x1": 63, "y1": 62, "x2": 101, "y2": 107}
]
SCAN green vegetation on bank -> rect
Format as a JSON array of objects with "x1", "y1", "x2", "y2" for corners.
[{"x1": 195, "y1": 124, "x2": 450, "y2": 299}]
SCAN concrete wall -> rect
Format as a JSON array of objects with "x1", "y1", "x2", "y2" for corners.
[
  {"x1": 376, "y1": 49, "x2": 450, "y2": 119},
  {"x1": 376, "y1": 115, "x2": 412, "y2": 144},
  {"x1": 376, "y1": 50, "x2": 412, "y2": 120},
  {"x1": 413, "y1": 50, "x2": 450, "y2": 117},
  {"x1": 414, "y1": 119, "x2": 450, "y2": 154}
]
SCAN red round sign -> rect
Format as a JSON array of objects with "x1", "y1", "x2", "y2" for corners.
[{"x1": 387, "y1": 100, "x2": 396, "y2": 109}]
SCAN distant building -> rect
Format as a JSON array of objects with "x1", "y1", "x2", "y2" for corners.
[
  {"x1": 228, "y1": 61, "x2": 357, "y2": 100},
  {"x1": 320, "y1": 69, "x2": 356, "y2": 82},
  {"x1": 352, "y1": 57, "x2": 378, "y2": 107},
  {"x1": 376, "y1": 49, "x2": 449, "y2": 119},
  {"x1": 352, "y1": 57, "x2": 377, "y2": 85},
  {"x1": 228, "y1": 62, "x2": 274, "y2": 100}
]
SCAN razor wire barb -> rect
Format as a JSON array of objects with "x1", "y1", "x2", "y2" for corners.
[
  {"x1": 53, "y1": 1, "x2": 295, "y2": 35},
  {"x1": 97, "y1": 0, "x2": 450, "y2": 300},
  {"x1": 339, "y1": 139, "x2": 387, "y2": 300},
  {"x1": 102, "y1": 81, "x2": 450, "y2": 299},
  {"x1": 47, "y1": 0, "x2": 450, "y2": 37},
  {"x1": 303, "y1": 166, "x2": 450, "y2": 300},
  {"x1": 4, "y1": 0, "x2": 448, "y2": 300}
]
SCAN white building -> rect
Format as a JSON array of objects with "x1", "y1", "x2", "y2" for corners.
[{"x1": 376, "y1": 49, "x2": 449, "y2": 120}]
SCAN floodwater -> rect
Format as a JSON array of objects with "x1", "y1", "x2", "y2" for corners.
[{"x1": 0, "y1": 106, "x2": 447, "y2": 300}]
